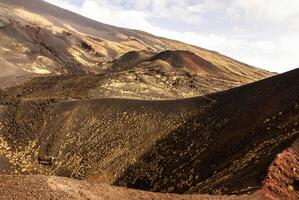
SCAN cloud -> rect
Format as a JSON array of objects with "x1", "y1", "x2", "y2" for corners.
[
  {"x1": 44, "y1": 0, "x2": 299, "y2": 73},
  {"x1": 229, "y1": 0, "x2": 299, "y2": 24}
]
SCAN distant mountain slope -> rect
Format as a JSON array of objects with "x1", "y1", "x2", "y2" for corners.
[
  {"x1": 0, "y1": 0, "x2": 273, "y2": 95},
  {"x1": 147, "y1": 50, "x2": 220, "y2": 74}
]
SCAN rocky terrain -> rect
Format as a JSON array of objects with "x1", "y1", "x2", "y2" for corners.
[{"x1": 0, "y1": 0, "x2": 298, "y2": 200}]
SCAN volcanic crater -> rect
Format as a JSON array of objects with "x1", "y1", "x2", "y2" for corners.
[{"x1": 0, "y1": 0, "x2": 298, "y2": 200}]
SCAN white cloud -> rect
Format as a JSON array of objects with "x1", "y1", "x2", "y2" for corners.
[
  {"x1": 229, "y1": 0, "x2": 299, "y2": 23},
  {"x1": 44, "y1": 0, "x2": 299, "y2": 73}
]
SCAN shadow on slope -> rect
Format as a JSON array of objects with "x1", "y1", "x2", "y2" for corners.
[{"x1": 114, "y1": 69, "x2": 299, "y2": 195}]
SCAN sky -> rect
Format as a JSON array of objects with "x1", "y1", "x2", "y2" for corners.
[{"x1": 44, "y1": 0, "x2": 299, "y2": 73}]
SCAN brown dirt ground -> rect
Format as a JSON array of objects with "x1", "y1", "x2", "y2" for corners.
[{"x1": 0, "y1": 175, "x2": 264, "y2": 200}]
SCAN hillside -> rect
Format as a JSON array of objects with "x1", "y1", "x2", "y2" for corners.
[
  {"x1": 0, "y1": 68, "x2": 298, "y2": 199},
  {"x1": 0, "y1": 0, "x2": 273, "y2": 99}
]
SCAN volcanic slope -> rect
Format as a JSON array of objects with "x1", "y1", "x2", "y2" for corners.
[
  {"x1": 0, "y1": 49, "x2": 268, "y2": 100},
  {"x1": 0, "y1": 0, "x2": 273, "y2": 96},
  {"x1": 0, "y1": 68, "x2": 298, "y2": 199},
  {"x1": 115, "y1": 68, "x2": 299, "y2": 197},
  {"x1": 102, "y1": 50, "x2": 250, "y2": 99}
]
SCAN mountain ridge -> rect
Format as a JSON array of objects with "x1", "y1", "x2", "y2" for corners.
[{"x1": 0, "y1": 0, "x2": 273, "y2": 93}]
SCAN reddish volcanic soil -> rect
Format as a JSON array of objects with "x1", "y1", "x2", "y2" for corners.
[
  {"x1": 147, "y1": 50, "x2": 220, "y2": 74},
  {"x1": 262, "y1": 139, "x2": 299, "y2": 200}
]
